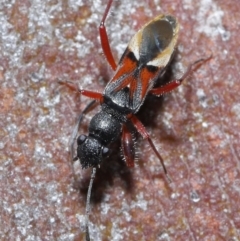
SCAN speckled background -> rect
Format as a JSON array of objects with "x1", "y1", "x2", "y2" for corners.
[{"x1": 0, "y1": 0, "x2": 240, "y2": 240}]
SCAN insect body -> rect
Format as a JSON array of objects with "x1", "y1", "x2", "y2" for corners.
[
  {"x1": 60, "y1": 0, "x2": 210, "y2": 240},
  {"x1": 73, "y1": 13, "x2": 180, "y2": 172}
]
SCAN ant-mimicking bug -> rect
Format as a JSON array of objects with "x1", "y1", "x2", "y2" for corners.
[{"x1": 60, "y1": 0, "x2": 211, "y2": 240}]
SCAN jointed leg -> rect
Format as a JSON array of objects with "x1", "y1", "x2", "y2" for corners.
[
  {"x1": 59, "y1": 80, "x2": 104, "y2": 102},
  {"x1": 150, "y1": 55, "x2": 212, "y2": 96},
  {"x1": 99, "y1": 0, "x2": 117, "y2": 71},
  {"x1": 128, "y1": 114, "x2": 171, "y2": 182}
]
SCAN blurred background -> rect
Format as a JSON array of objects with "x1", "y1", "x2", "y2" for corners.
[{"x1": 0, "y1": 0, "x2": 239, "y2": 240}]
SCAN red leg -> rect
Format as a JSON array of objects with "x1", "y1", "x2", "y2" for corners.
[
  {"x1": 99, "y1": 0, "x2": 117, "y2": 71},
  {"x1": 59, "y1": 80, "x2": 104, "y2": 102},
  {"x1": 150, "y1": 55, "x2": 212, "y2": 96},
  {"x1": 128, "y1": 114, "x2": 171, "y2": 182},
  {"x1": 121, "y1": 124, "x2": 135, "y2": 168}
]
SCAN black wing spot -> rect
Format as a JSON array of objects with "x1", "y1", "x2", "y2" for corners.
[
  {"x1": 146, "y1": 65, "x2": 158, "y2": 73},
  {"x1": 119, "y1": 49, "x2": 138, "y2": 65},
  {"x1": 139, "y1": 19, "x2": 174, "y2": 64},
  {"x1": 127, "y1": 51, "x2": 138, "y2": 63}
]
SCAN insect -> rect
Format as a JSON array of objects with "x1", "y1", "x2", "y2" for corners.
[{"x1": 60, "y1": 0, "x2": 211, "y2": 240}]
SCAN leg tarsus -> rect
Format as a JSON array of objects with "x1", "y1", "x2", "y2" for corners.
[
  {"x1": 59, "y1": 80, "x2": 103, "y2": 102},
  {"x1": 58, "y1": 80, "x2": 80, "y2": 92}
]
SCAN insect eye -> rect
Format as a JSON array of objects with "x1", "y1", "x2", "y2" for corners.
[
  {"x1": 102, "y1": 147, "x2": 109, "y2": 157},
  {"x1": 77, "y1": 134, "x2": 87, "y2": 145}
]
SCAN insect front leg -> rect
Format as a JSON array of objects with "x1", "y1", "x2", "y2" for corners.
[{"x1": 150, "y1": 55, "x2": 212, "y2": 96}]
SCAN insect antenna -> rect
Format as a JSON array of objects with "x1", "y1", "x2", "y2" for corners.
[{"x1": 85, "y1": 167, "x2": 97, "y2": 241}]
